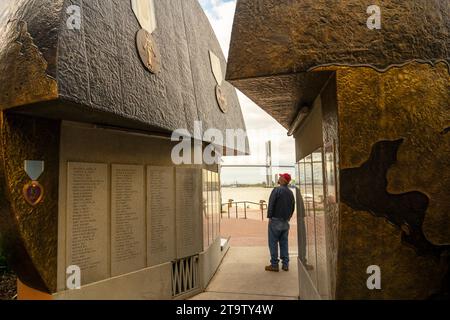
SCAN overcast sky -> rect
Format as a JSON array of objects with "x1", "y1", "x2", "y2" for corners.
[
  {"x1": 199, "y1": 0, "x2": 296, "y2": 184},
  {"x1": 0, "y1": 1, "x2": 295, "y2": 184}
]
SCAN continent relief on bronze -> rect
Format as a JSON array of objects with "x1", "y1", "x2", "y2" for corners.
[
  {"x1": 340, "y1": 139, "x2": 450, "y2": 258},
  {"x1": 215, "y1": 85, "x2": 227, "y2": 114},
  {"x1": 136, "y1": 29, "x2": 161, "y2": 74}
]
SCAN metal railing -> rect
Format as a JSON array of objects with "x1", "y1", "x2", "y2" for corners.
[{"x1": 221, "y1": 200, "x2": 268, "y2": 221}]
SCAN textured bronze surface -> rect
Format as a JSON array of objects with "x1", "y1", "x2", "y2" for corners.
[
  {"x1": 334, "y1": 62, "x2": 450, "y2": 299},
  {"x1": 0, "y1": 19, "x2": 58, "y2": 109},
  {"x1": 341, "y1": 139, "x2": 448, "y2": 258},
  {"x1": 0, "y1": 0, "x2": 63, "y2": 78},
  {"x1": 0, "y1": 113, "x2": 60, "y2": 293},
  {"x1": 228, "y1": 72, "x2": 332, "y2": 129},
  {"x1": 0, "y1": 0, "x2": 249, "y2": 296},
  {"x1": 227, "y1": 0, "x2": 449, "y2": 80},
  {"x1": 337, "y1": 203, "x2": 446, "y2": 299},
  {"x1": 226, "y1": 0, "x2": 449, "y2": 130},
  {"x1": 0, "y1": 0, "x2": 247, "y2": 151},
  {"x1": 336, "y1": 62, "x2": 450, "y2": 246},
  {"x1": 227, "y1": 0, "x2": 449, "y2": 299},
  {"x1": 136, "y1": 28, "x2": 161, "y2": 74}
]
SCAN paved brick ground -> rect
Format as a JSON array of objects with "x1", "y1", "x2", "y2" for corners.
[{"x1": 191, "y1": 217, "x2": 300, "y2": 300}]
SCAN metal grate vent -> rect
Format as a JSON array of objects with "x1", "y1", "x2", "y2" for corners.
[{"x1": 171, "y1": 255, "x2": 199, "y2": 297}]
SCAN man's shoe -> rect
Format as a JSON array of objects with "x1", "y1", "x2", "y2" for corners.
[
  {"x1": 265, "y1": 265, "x2": 279, "y2": 272},
  {"x1": 282, "y1": 265, "x2": 289, "y2": 272}
]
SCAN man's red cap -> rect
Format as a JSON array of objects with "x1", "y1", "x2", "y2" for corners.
[{"x1": 280, "y1": 173, "x2": 292, "y2": 183}]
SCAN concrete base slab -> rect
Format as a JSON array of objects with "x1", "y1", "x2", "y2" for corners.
[{"x1": 192, "y1": 247, "x2": 299, "y2": 300}]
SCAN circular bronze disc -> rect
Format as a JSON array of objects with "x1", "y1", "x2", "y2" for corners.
[
  {"x1": 215, "y1": 85, "x2": 228, "y2": 113},
  {"x1": 136, "y1": 29, "x2": 161, "y2": 74}
]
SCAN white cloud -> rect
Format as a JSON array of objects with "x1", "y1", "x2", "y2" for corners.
[{"x1": 199, "y1": 0, "x2": 236, "y2": 57}]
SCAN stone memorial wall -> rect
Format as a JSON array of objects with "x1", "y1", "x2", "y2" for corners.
[
  {"x1": 66, "y1": 162, "x2": 109, "y2": 285},
  {"x1": 56, "y1": 122, "x2": 218, "y2": 289},
  {"x1": 63, "y1": 163, "x2": 208, "y2": 286},
  {"x1": 111, "y1": 165, "x2": 146, "y2": 276},
  {"x1": 147, "y1": 166, "x2": 176, "y2": 267},
  {"x1": 175, "y1": 168, "x2": 203, "y2": 259}
]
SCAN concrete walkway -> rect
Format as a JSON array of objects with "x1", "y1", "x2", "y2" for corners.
[{"x1": 192, "y1": 246, "x2": 299, "y2": 300}]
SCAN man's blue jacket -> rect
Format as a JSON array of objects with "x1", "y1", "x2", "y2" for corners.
[{"x1": 267, "y1": 185, "x2": 296, "y2": 221}]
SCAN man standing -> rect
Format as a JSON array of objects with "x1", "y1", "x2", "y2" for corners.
[{"x1": 265, "y1": 173, "x2": 295, "y2": 272}]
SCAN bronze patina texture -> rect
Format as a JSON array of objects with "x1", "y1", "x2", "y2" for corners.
[
  {"x1": 227, "y1": 0, "x2": 449, "y2": 80},
  {"x1": 136, "y1": 28, "x2": 161, "y2": 74},
  {"x1": 336, "y1": 62, "x2": 450, "y2": 246},
  {"x1": 0, "y1": 6, "x2": 59, "y2": 109},
  {"x1": 56, "y1": 0, "x2": 246, "y2": 140},
  {"x1": 226, "y1": 0, "x2": 449, "y2": 130},
  {"x1": 338, "y1": 203, "x2": 446, "y2": 299},
  {"x1": 181, "y1": 0, "x2": 245, "y2": 137},
  {"x1": 335, "y1": 62, "x2": 450, "y2": 299},
  {"x1": 227, "y1": 72, "x2": 332, "y2": 129},
  {"x1": 0, "y1": 0, "x2": 63, "y2": 78},
  {"x1": 0, "y1": 113, "x2": 60, "y2": 293},
  {"x1": 227, "y1": 0, "x2": 449, "y2": 300},
  {"x1": 0, "y1": 0, "x2": 247, "y2": 146},
  {"x1": 0, "y1": 0, "x2": 249, "y2": 295}
]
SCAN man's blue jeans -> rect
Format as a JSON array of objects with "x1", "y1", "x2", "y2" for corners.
[{"x1": 268, "y1": 218, "x2": 290, "y2": 267}]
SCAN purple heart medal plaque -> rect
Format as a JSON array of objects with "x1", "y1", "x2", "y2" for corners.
[
  {"x1": 23, "y1": 181, "x2": 44, "y2": 206},
  {"x1": 23, "y1": 160, "x2": 45, "y2": 206}
]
